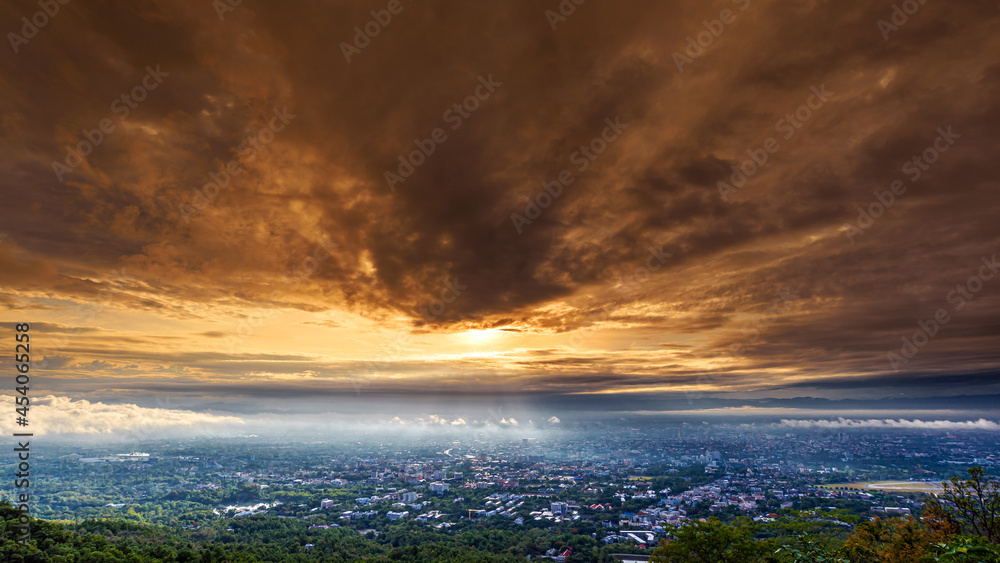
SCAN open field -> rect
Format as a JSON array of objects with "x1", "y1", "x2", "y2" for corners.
[{"x1": 820, "y1": 481, "x2": 946, "y2": 493}]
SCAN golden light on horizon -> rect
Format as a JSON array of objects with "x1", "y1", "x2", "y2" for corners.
[{"x1": 461, "y1": 328, "x2": 505, "y2": 345}]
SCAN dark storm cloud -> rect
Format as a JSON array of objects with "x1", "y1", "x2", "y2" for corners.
[
  {"x1": 2, "y1": 0, "x2": 1000, "y2": 399},
  {"x1": 774, "y1": 370, "x2": 1000, "y2": 392}
]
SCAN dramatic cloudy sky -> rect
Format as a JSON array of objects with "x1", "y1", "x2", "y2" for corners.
[{"x1": 2, "y1": 0, "x2": 999, "y2": 433}]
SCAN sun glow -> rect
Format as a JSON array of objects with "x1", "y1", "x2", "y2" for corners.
[{"x1": 462, "y1": 328, "x2": 504, "y2": 344}]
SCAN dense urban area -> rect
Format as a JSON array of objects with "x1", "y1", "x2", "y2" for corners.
[{"x1": 2, "y1": 421, "x2": 999, "y2": 561}]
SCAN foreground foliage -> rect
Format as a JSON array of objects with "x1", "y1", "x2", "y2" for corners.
[{"x1": 651, "y1": 467, "x2": 1000, "y2": 563}]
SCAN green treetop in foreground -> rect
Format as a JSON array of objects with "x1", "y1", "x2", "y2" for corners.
[{"x1": 651, "y1": 466, "x2": 1000, "y2": 563}]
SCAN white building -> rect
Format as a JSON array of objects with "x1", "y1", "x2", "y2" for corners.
[{"x1": 387, "y1": 511, "x2": 409, "y2": 521}]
